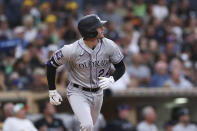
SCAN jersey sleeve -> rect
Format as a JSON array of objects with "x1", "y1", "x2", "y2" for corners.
[
  {"x1": 108, "y1": 40, "x2": 124, "y2": 64},
  {"x1": 52, "y1": 45, "x2": 72, "y2": 66}
]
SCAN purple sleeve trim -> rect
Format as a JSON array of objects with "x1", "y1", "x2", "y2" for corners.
[{"x1": 113, "y1": 55, "x2": 124, "y2": 64}]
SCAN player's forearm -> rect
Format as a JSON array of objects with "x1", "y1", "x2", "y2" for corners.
[
  {"x1": 46, "y1": 60, "x2": 57, "y2": 90},
  {"x1": 112, "y1": 60, "x2": 125, "y2": 81}
]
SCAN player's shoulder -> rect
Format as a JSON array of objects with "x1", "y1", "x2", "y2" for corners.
[
  {"x1": 102, "y1": 37, "x2": 115, "y2": 44},
  {"x1": 102, "y1": 37, "x2": 117, "y2": 47},
  {"x1": 62, "y1": 40, "x2": 78, "y2": 48},
  {"x1": 60, "y1": 39, "x2": 80, "y2": 53}
]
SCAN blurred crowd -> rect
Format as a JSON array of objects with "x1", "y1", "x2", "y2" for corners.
[
  {"x1": 0, "y1": 0, "x2": 197, "y2": 92},
  {"x1": 1, "y1": 102, "x2": 197, "y2": 131}
]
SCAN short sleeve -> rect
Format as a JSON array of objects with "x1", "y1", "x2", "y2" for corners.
[
  {"x1": 109, "y1": 40, "x2": 124, "y2": 64},
  {"x1": 52, "y1": 45, "x2": 72, "y2": 66}
]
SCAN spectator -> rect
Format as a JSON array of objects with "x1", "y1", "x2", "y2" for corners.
[
  {"x1": 7, "y1": 72, "x2": 22, "y2": 90},
  {"x1": 3, "y1": 103, "x2": 37, "y2": 131},
  {"x1": 105, "y1": 21, "x2": 120, "y2": 42},
  {"x1": 140, "y1": 50, "x2": 154, "y2": 74},
  {"x1": 83, "y1": 4, "x2": 97, "y2": 16},
  {"x1": 169, "y1": 58, "x2": 183, "y2": 71},
  {"x1": 148, "y1": 39, "x2": 159, "y2": 57},
  {"x1": 114, "y1": 0, "x2": 127, "y2": 18},
  {"x1": 103, "y1": 104, "x2": 136, "y2": 131},
  {"x1": 26, "y1": 43, "x2": 44, "y2": 69},
  {"x1": 100, "y1": 1, "x2": 122, "y2": 30},
  {"x1": 40, "y1": 2, "x2": 52, "y2": 22},
  {"x1": 23, "y1": 15, "x2": 38, "y2": 42},
  {"x1": 0, "y1": 16, "x2": 12, "y2": 41},
  {"x1": 177, "y1": 0, "x2": 195, "y2": 25},
  {"x1": 164, "y1": 120, "x2": 176, "y2": 131},
  {"x1": 133, "y1": 0, "x2": 147, "y2": 18},
  {"x1": 58, "y1": 17, "x2": 79, "y2": 45},
  {"x1": 127, "y1": 53, "x2": 151, "y2": 87},
  {"x1": 163, "y1": 68, "x2": 193, "y2": 88},
  {"x1": 152, "y1": 0, "x2": 169, "y2": 21},
  {"x1": 34, "y1": 102, "x2": 67, "y2": 131},
  {"x1": 37, "y1": 23, "x2": 48, "y2": 43},
  {"x1": 65, "y1": 0, "x2": 80, "y2": 23},
  {"x1": 2, "y1": 103, "x2": 14, "y2": 121},
  {"x1": 12, "y1": 58, "x2": 32, "y2": 90},
  {"x1": 30, "y1": 67, "x2": 47, "y2": 91},
  {"x1": 51, "y1": 0, "x2": 67, "y2": 20},
  {"x1": 22, "y1": 0, "x2": 40, "y2": 24},
  {"x1": 0, "y1": 70, "x2": 6, "y2": 91},
  {"x1": 13, "y1": 26, "x2": 29, "y2": 59},
  {"x1": 3, "y1": 0, "x2": 22, "y2": 28},
  {"x1": 137, "y1": 106, "x2": 158, "y2": 131},
  {"x1": 181, "y1": 32, "x2": 197, "y2": 63},
  {"x1": 165, "y1": 42, "x2": 177, "y2": 63},
  {"x1": 138, "y1": 37, "x2": 149, "y2": 52},
  {"x1": 119, "y1": 34, "x2": 133, "y2": 59},
  {"x1": 150, "y1": 61, "x2": 170, "y2": 87},
  {"x1": 122, "y1": 14, "x2": 141, "y2": 54},
  {"x1": 45, "y1": 14, "x2": 59, "y2": 44},
  {"x1": 167, "y1": 10, "x2": 183, "y2": 43},
  {"x1": 172, "y1": 108, "x2": 197, "y2": 131},
  {"x1": 184, "y1": 62, "x2": 197, "y2": 86}
]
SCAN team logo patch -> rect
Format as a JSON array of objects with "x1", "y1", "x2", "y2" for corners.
[{"x1": 56, "y1": 50, "x2": 63, "y2": 60}]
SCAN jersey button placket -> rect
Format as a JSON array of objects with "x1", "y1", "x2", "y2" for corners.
[{"x1": 89, "y1": 54, "x2": 93, "y2": 92}]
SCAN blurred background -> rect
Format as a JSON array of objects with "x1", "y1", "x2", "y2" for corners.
[{"x1": 0, "y1": 0, "x2": 197, "y2": 131}]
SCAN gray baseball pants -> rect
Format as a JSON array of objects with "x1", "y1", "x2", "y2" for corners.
[{"x1": 67, "y1": 84, "x2": 103, "y2": 131}]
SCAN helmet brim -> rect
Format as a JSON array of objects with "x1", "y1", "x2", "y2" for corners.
[
  {"x1": 96, "y1": 20, "x2": 107, "y2": 28},
  {"x1": 100, "y1": 20, "x2": 107, "y2": 25}
]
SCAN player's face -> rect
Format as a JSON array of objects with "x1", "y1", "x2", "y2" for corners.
[{"x1": 96, "y1": 26, "x2": 105, "y2": 39}]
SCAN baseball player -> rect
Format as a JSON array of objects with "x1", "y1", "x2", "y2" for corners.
[{"x1": 46, "y1": 14, "x2": 125, "y2": 131}]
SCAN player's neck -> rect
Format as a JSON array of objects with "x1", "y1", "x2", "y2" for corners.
[{"x1": 84, "y1": 38, "x2": 98, "y2": 49}]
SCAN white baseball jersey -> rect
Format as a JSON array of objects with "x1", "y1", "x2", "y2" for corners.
[
  {"x1": 173, "y1": 123, "x2": 197, "y2": 131},
  {"x1": 3, "y1": 117, "x2": 37, "y2": 131},
  {"x1": 52, "y1": 37, "x2": 124, "y2": 88}
]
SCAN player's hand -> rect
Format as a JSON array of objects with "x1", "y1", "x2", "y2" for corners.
[
  {"x1": 49, "y1": 90, "x2": 63, "y2": 105},
  {"x1": 98, "y1": 76, "x2": 115, "y2": 89}
]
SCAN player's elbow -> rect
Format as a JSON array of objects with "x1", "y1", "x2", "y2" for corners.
[
  {"x1": 46, "y1": 56, "x2": 60, "y2": 68},
  {"x1": 46, "y1": 60, "x2": 58, "y2": 73}
]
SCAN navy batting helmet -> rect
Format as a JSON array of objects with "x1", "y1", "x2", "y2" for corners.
[{"x1": 78, "y1": 14, "x2": 107, "y2": 38}]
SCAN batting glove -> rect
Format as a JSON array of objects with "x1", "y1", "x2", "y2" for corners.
[
  {"x1": 98, "y1": 76, "x2": 115, "y2": 89},
  {"x1": 49, "y1": 90, "x2": 63, "y2": 105}
]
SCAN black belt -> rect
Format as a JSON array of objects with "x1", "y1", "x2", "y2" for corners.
[{"x1": 73, "y1": 83, "x2": 100, "y2": 92}]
